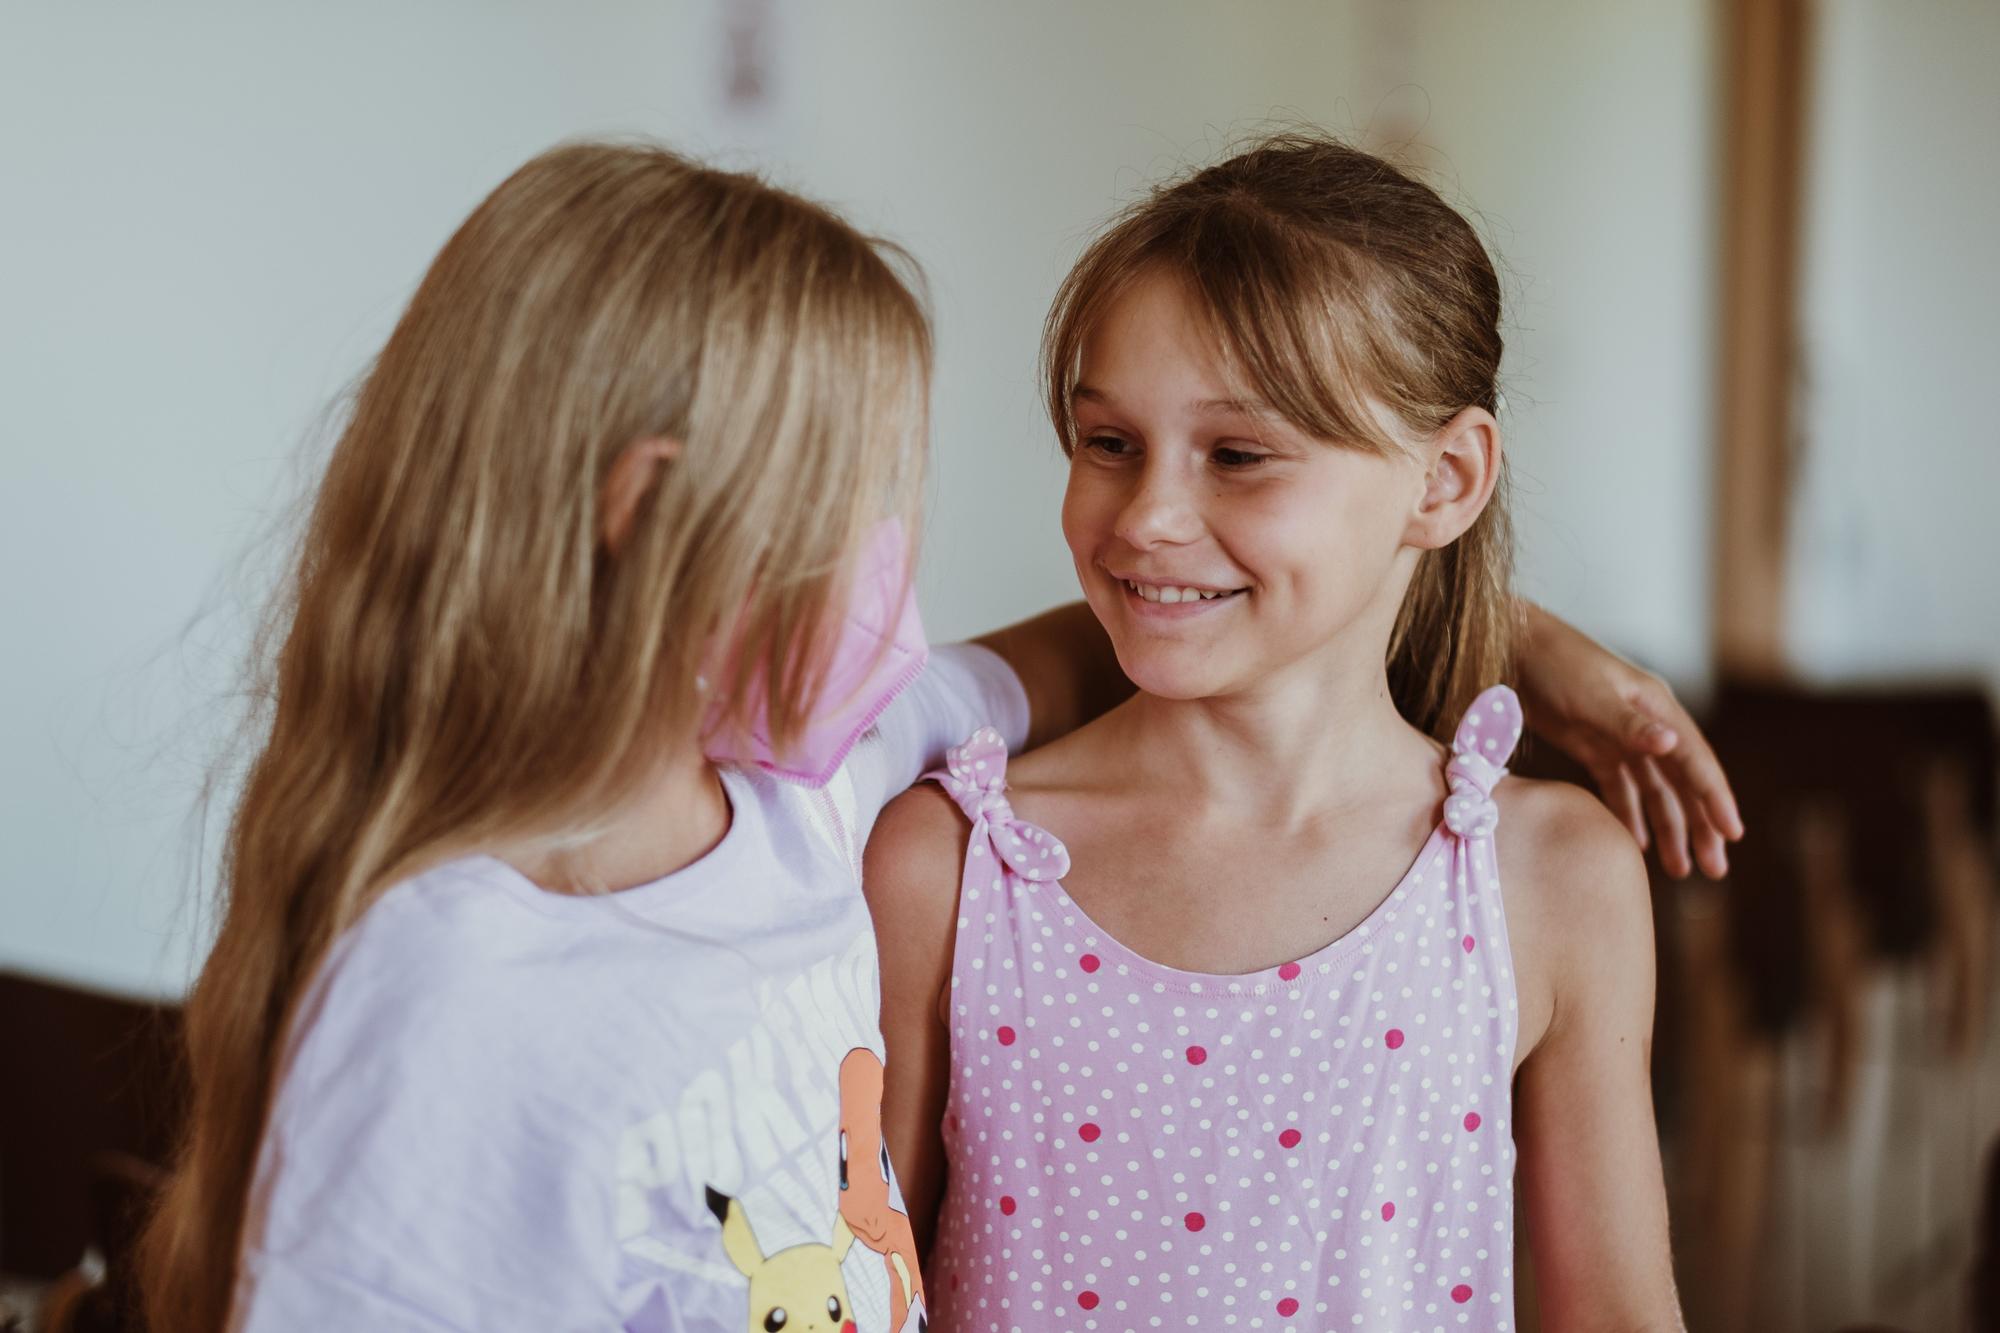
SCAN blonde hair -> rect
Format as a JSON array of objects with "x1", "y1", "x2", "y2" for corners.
[
  {"x1": 1043, "y1": 132, "x2": 1515, "y2": 738},
  {"x1": 140, "y1": 141, "x2": 931, "y2": 1330}
]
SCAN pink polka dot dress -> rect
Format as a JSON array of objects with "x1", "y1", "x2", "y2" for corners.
[{"x1": 922, "y1": 686, "x2": 1525, "y2": 1332}]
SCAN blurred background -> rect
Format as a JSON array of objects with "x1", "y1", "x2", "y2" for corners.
[{"x1": 1, "y1": 1, "x2": 1995, "y2": 1329}]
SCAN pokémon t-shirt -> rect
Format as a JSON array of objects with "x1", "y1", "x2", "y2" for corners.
[{"x1": 231, "y1": 644, "x2": 1028, "y2": 1333}]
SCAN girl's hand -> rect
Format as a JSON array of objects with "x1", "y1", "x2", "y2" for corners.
[{"x1": 1515, "y1": 601, "x2": 1745, "y2": 879}]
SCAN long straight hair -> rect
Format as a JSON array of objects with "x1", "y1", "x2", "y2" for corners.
[
  {"x1": 1043, "y1": 133, "x2": 1516, "y2": 738},
  {"x1": 140, "y1": 141, "x2": 931, "y2": 1331}
]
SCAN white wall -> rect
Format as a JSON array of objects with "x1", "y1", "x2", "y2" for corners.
[
  {"x1": 1787, "y1": 0, "x2": 2000, "y2": 691},
  {"x1": 0, "y1": 1, "x2": 1721, "y2": 998},
  {"x1": 1393, "y1": 2, "x2": 1720, "y2": 690}
]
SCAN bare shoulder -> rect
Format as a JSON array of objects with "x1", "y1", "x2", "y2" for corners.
[
  {"x1": 1493, "y1": 777, "x2": 1657, "y2": 1057},
  {"x1": 864, "y1": 782, "x2": 972, "y2": 913},
  {"x1": 862, "y1": 783, "x2": 975, "y2": 1026},
  {"x1": 1002, "y1": 737, "x2": 1070, "y2": 791},
  {"x1": 1003, "y1": 705, "x2": 1132, "y2": 799},
  {"x1": 1495, "y1": 776, "x2": 1649, "y2": 909}
]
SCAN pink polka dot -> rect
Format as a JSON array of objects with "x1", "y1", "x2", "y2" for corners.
[
  {"x1": 1462, "y1": 934, "x2": 1477, "y2": 953},
  {"x1": 1452, "y1": 1285, "x2": 1474, "y2": 1304},
  {"x1": 1277, "y1": 961, "x2": 1301, "y2": 981},
  {"x1": 999, "y1": 1195, "x2": 1016, "y2": 1215},
  {"x1": 1278, "y1": 1128, "x2": 1302, "y2": 1149},
  {"x1": 1186, "y1": 1045, "x2": 1207, "y2": 1065},
  {"x1": 1184, "y1": 1211, "x2": 1205, "y2": 1232},
  {"x1": 1079, "y1": 953, "x2": 1101, "y2": 973},
  {"x1": 1078, "y1": 1122, "x2": 1101, "y2": 1143},
  {"x1": 996, "y1": 1025, "x2": 1016, "y2": 1046},
  {"x1": 1078, "y1": 1291, "x2": 1100, "y2": 1310},
  {"x1": 1463, "y1": 1111, "x2": 1482, "y2": 1132},
  {"x1": 1381, "y1": 1201, "x2": 1395, "y2": 1221},
  {"x1": 1276, "y1": 1297, "x2": 1300, "y2": 1317},
  {"x1": 1384, "y1": 1028, "x2": 1405, "y2": 1050}
]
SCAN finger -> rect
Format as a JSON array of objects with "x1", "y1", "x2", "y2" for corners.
[
  {"x1": 1639, "y1": 755, "x2": 1693, "y2": 879},
  {"x1": 1689, "y1": 808, "x2": 1730, "y2": 880},
  {"x1": 1621, "y1": 700, "x2": 1681, "y2": 758},
  {"x1": 1598, "y1": 762, "x2": 1649, "y2": 851},
  {"x1": 1625, "y1": 676, "x2": 1747, "y2": 843},
  {"x1": 1653, "y1": 718, "x2": 1746, "y2": 843}
]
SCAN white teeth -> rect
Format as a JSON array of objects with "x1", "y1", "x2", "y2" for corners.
[{"x1": 1126, "y1": 580, "x2": 1234, "y2": 604}]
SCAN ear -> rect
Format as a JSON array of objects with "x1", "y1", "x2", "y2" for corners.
[
  {"x1": 600, "y1": 437, "x2": 683, "y2": 555},
  {"x1": 1404, "y1": 407, "x2": 1501, "y2": 551},
  {"x1": 706, "y1": 1185, "x2": 765, "y2": 1276},
  {"x1": 831, "y1": 1211, "x2": 856, "y2": 1261}
]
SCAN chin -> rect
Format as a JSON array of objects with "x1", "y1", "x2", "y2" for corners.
[{"x1": 1113, "y1": 644, "x2": 1239, "y2": 701}]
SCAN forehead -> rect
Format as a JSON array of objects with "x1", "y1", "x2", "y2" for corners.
[
  {"x1": 1072, "y1": 267, "x2": 1419, "y2": 456},
  {"x1": 1076, "y1": 269, "x2": 1240, "y2": 409}
]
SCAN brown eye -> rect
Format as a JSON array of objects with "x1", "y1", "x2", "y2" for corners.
[
  {"x1": 827, "y1": 1296, "x2": 843, "y2": 1320},
  {"x1": 763, "y1": 1308, "x2": 787, "y2": 1331}
]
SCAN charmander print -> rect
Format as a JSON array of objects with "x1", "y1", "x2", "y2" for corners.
[{"x1": 838, "y1": 1049, "x2": 927, "y2": 1332}]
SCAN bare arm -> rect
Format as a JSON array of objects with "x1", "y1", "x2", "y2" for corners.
[
  {"x1": 1506, "y1": 786, "x2": 1683, "y2": 1330},
  {"x1": 861, "y1": 784, "x2": 974, "y2": 1258},
  {"x1": 972, "y1": 601, "x2": 1130, "y2": 751}
]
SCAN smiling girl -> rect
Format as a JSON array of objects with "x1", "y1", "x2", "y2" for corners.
[{"x1": 866, "y1": 134, "x2": 1682, "y2": 1329}]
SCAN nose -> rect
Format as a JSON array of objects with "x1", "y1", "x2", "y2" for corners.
[{"x1": 1113, "y1": 454, "x2": 1201, "y2": 550}]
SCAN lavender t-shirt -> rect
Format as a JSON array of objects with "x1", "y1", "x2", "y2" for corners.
[{"x1": 232, "y1": 644, "x2": 1028, "y2": 1333}]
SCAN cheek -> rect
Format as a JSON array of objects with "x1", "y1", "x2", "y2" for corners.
[
  {"x1": 1219, "y1": 488, "x2": 1332, "y2": 584},
  {"x1": 1060, "y1": 472, "x2": 1110, "y2": 567},
  {"x1": 1231, "y1": 480, "x2": 1402, "y2": 603}
]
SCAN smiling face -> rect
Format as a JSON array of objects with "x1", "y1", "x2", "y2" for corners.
[{"x1": 1061, "y1": 268, "x2": 1432, "y2": 704}]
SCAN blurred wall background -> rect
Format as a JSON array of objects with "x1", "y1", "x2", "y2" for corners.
[
  {"x1": 1, "y1": 0, "x2": 1723, "y2": 999},
  {"x1": 1786, "y1": 0, "x2": 2000, "y2": 686}
]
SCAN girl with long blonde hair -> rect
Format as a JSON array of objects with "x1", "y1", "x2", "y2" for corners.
[
  {"x1": 140, "y1": 141, "x2": 1114, "y2": 1333},
  {"x1": 142, "y1": 136, "x2": 1724, "y2": 1333}
]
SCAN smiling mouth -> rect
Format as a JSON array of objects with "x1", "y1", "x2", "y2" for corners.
[{"x1": 1119, "y1": 578, "x2": 1247, "y2": 605}]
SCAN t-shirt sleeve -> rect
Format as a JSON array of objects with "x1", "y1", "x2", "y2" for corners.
[
  {"x1": 231, "y1": 920, "x2": 624, "y2": 1332},
  {"x1": 846, "y1": 641, "x2": 1029, "y2": 823}
]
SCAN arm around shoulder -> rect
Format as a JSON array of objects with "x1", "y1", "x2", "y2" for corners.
[
  {"x1": 862, "y1": 784, "x2": 973, "y2": 1258},
  {"x1": 1503, "y1": 782, "x2": 1683, "y2": 1330}
]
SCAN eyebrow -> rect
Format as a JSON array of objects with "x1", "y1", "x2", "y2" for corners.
[
  {"x1": 1072, "y1": 385, "x2": 1278, "y2": 418},
  {"x1": 1192, "y1": 396, "x2": 1280, "y2": 419}
]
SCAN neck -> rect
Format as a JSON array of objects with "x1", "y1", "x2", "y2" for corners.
[
  {"x1": 506, "y1": 740, "x2": 731, "y2": 895},
  {"x1": 1114, "y1": 642, "x2": 1435, "y2": 825}
]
